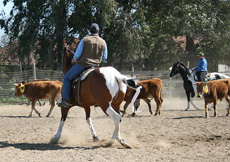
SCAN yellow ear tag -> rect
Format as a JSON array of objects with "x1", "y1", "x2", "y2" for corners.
[
  {"x1": 20, "y1": 84, "x2": 25, "y2": 93},
  {"x1": 204, "y1": 85, "x2": 208, "y2": 93}
]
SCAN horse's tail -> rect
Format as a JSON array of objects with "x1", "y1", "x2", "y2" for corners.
[
  {"x1": 122, "y1": 79, "x2": 139, "y2": 89},
  {"x1": 119, "y1": 76, "x2": 142, "y2": 113}
]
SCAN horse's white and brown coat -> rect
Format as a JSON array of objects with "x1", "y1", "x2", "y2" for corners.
[{"x1": 52, "y1": 48, "x2": 138, "y2": 148}]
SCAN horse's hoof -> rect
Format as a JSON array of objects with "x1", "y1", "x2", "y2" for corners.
[
  {"x1": 93, "y1": 136, "x2": 99, "y2": 142},
  {"x1": 119, "y1": 139, "x2": 132, "y2": 149},
  {"x1": 121, "y1": 142, "x2": 132, "y2": 149},
  {"x1": 49, "y1": 136, "x2": 59, "y2": 144},
  {"x1": 131, "y1": 113, "x2": 136, "y2": 117},
  {"x1": 185, "y1": 108, "x2": 189, "y2": 111}
]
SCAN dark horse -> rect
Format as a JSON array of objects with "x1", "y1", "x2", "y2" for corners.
[
  {"x1": 50, "y1": 47, "x2": 139, "y2": 148},
  {"x1": 169, "y1": 62, "x2": 199, "y2": 110}
]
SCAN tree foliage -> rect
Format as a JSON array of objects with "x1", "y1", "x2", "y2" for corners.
[{"x1": 1, "y1": 0, "x2": 230, "y2": 71}]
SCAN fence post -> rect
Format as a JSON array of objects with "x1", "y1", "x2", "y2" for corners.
[
  {"x1": 33, "y1": 63, "x2": 36, "y2": 80},
  {"x1": 19, "y1": 60, "x2": 23, "y2": 81}
]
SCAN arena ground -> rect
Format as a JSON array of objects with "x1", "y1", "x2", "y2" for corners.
[{"x1": 0, "y1": 96, "x2": 230, "y2": 162}]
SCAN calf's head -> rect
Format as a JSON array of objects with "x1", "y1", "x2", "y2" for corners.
[
  {"x1": 14, "y1": 81, "x2": 27, "y2": 96},
  {"x1": 196, "y1": 82, "x2": 208, "y2": 97}
]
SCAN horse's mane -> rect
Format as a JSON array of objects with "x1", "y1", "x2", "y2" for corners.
[
  {"x1": 63, "y1": 47, "x2": 74, "y2": 75},
  {"x1": 179, "y1": 62, "x2": 190, "y2": 74}
]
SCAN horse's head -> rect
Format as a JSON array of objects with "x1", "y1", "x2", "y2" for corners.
[
  {"x1": 63, "y1": 47, "x2": 74, "y2": 75},
  {"x1": 169, "y1": 62, "x2": 180, "y2": 77},
  {"x1": 170, "y1": 62, "x2": 190, "y2": 77}
]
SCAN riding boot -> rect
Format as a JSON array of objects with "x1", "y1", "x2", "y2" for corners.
[{"x1": 57, "y1": 99, "x2": 72, "y2": 108}]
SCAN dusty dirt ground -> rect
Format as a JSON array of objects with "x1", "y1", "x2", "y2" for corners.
[{"x1": 0, "y1": 96, "x2": 230, "y2": 162}]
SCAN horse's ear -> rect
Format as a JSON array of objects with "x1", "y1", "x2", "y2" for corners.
[{"x1": 176, "y1": 62, "x2": 179, "y2": 67}]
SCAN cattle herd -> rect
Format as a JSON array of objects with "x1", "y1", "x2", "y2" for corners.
[{"x1": 13, "y1": 74, "x2": 230, "y2": 119}]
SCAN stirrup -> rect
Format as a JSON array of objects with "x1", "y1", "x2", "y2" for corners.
[{"x1": 57, "y1": 99, "x2": 72, "y2": 108}]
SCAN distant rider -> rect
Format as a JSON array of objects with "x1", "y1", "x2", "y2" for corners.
[{"x1": 192, "y1": 52, "x2": 207, "y2": 81}]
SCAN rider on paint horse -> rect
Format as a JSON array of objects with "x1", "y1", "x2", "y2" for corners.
[
  {"x1": 192, "y1": 52, "x2": 208, "y2": 82},
  {"x1": 58, "y1": 23, "x2": 108, "y2": 108}
]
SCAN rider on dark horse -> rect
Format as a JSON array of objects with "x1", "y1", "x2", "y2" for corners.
[
  {"x1": 58, "y1": 23, "x2": 108, "y2": 108},
  {"x1": 192, "y1": 52, "x2": 208, "y2": 82}
]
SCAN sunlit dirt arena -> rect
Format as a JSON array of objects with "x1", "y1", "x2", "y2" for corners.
[{"x1": 0, "y1": 96, "x2": 230, "y2": 162}]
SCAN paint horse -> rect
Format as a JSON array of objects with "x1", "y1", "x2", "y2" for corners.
[
  {"x1": 169, "y1": 62, "x2": 230, "y2": 110},
  {"x1": 51, "y1": 47, "x2": 139, "y2": 148}
]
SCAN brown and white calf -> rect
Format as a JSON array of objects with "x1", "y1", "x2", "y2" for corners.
[
  {"x1": 196, "y1": 79, "x2": 230, "y2": 118},
  {"x1": 14, "y1": 80, "x2": 63, "y2": 117},
  {"x1": 122, "y1": 78, "x2": 163, "y2": 116}
]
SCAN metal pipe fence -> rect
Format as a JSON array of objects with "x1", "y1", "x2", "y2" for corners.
[{"x1": 0, "y1": 69, "x2": 185, "y2": 103}]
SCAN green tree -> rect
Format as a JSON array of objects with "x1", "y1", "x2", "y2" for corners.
[
  {"x1": 1, "y1": 0, "x2": 230, "y2": 71},
  {"x1": 2, "y1": 0, "x2": 67, "y2": 70}
]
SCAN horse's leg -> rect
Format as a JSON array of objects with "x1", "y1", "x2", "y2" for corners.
[
  {"x1": 50, "y1": 108, "x2": 70, "y2": 143},
  {"x1": 106, "y1": 106, "x2": 121, "y2": 140},
  {"x1": 191, "y1": 89, "x2": 199, "y2": 110},
  {"x1": 84, "y1": 107, "x2": 99, "y2": 142},
  {"x1": 106, "y1": 105, "x2": 130, "y2": 148},
  {"x1": 29, "y1": 100, "x2": 41, "y2": 117},
  {"x1": 190, "y1": 97, "x2": 199, "y2": 110},
  {"x1": 185, "y1": 91, "x2": 190, "y2": 111}
]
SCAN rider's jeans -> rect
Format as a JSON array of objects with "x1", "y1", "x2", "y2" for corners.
[{"x1": 62, "y1": 64, "x2": 83, "y2": 100}]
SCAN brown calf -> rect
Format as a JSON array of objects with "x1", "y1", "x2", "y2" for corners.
[
  {"x1": 196, "y1": 79, "x2": 230, "y2": 118},
  {"x1": 14, "y1": 80, "x2": 63, "y2": 117},
  {"x1": 122, "y1": 78, "x2": 163, "y2": 116}
]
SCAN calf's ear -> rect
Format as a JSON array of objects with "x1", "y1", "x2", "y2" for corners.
[{"x1": 21, "y1": 80, "x2": 26, "y2": 84}]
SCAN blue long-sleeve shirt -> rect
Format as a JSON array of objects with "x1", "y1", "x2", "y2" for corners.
[
  {"x1": 194, "y1": 58, "x2": 207, "y2": 72},
  {"x1": 73, "y1": 39, "x2": 108, "y2": 62}
]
